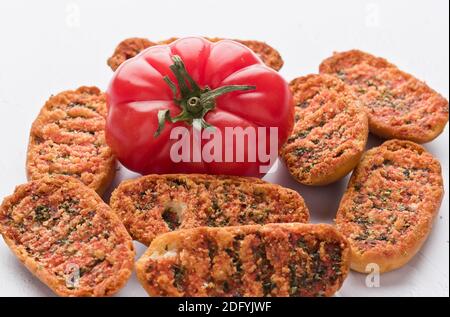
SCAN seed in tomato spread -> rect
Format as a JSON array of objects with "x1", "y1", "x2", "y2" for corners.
[
  {"x1": 335, "y1": 140, "x2": 444, "y2": 273},
  {"x1": 135, "y1": 223, "x2": 350, "y2": 297},
  {"x1": 282, "y1": 74, "x2": 368, "y2": 185},
  {"x1": 110, "y1": 174, "x2": 310, "y2": 245},
  {"x1": 0, "y1": 175, "x2": 135, "y2": 296},
  {"x1": 320, "y1": 50, "x2": 449, "y2": 143},
  {"x1": 26, "y1": 86, "x2": 116, "y2": 195}
]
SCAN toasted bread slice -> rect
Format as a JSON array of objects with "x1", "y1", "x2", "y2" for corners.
[
  {"x1": 335, "y1": 140, "x2": 443, "y2": 273},
  {"x1": 0, "y1": 175, "x2": 135, "y2": 296},
  {"x1": 282, "y1": 74, "x2": 368, "y2": 185},
  {"x1": 320, "y1": 50, "x2": 449, "y2": 143},
  {"x1": 26, "y1": 86, "x2": 116, "y2": 195},
  {"x1": 106, "y1": 37, "x2": 156, "y2": 72},
  {"x1": 107, "y1": 37, "x2": 284, "y2": 71},
  {"x1": 135, "y1": 223, "x2": 350, "y2": 297},
  {"x1": 110, "y1": 174, "x2": 309, "y2": 245}
]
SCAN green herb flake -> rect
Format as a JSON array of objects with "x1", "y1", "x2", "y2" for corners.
[
  {"x1": 34, "y1": 205, "x2": 52, "y2": 222},
  {"x1": 162, "y1": 206, "x2": 180, "y2": 230},
  {"x1": 294, "y1": 147, "x2": 312, "y2": 157},
  {"x1": 403, "y1": 169, "x2": 411, "y2": 178},
  {"x1": 262, "y1": 281, "x2": 276, "y2": 296},
  {"x1": 172, "y1": 265, "x2": 186, "y2": 290},
  {"x1": 336, "y1": 70, "x2": 346, "y2": 80},
  {"x1": 297, "y1": 101, "x2": 309, "y2": 109}
]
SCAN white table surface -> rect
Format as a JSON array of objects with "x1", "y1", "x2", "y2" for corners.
[{"x1": 0, "y1": 0, "x2": 448, "y2": 297}]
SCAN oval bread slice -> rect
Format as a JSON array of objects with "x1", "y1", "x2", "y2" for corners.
[
  {"x1": 335, "y1": 140, "x2": 444, "y2": 273},
  {"x1": 282, "y1": 74, "x2": 368, "y2": 185},
  {"x1": 320, "y1": 50, "x2": 449, "y2": 143},
  {"x1": 0, "y1": 175, "x2": 135, "y2": 296},
  {"x1": 135, "y1": 223, "x2": 350, "y2": 297},
  {"x1": 107, "y1": 37, "x2": 284, "y2": 71},
  {"x1": 26, "y1": 86, "x2": 116, "y2": 195},
  {"x1": 110, "y1": 174, "x2": 310, "y2": 245}
]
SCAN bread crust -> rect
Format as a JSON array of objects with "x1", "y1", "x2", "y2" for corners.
[
  {"x1": 107, "y1": 37, "x2": 155, "y2": 72},
  {"x1": 110, "y1": 174, "x2": 310, "y2": 245},
  {"x1": 320, "y1": 50, "x2": 449, "y2": 143},
  {"x1": 107, "y1": 37, "x2": 284, "y2": 71},
  {"x1": 335, "y1": 140, "x2": 444, "y2": 273},
  {"x1": 135, "y1": 223, "x2": 350, "y2": 297},
  {"x1": 0, "y1": 175, "x2": 135, "y2": 296},
  {"x1": 26, "y1": 86, "x2": 116, "y2": 195},
  {"x1": 282, "y1": 74, "x2": 368, "y2": 185}
]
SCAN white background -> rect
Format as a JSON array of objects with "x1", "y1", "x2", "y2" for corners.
[{"x1": 0, "y1": 0, "x2": 448, "y2": 297}]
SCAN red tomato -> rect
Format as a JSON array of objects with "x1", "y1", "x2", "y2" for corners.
[{"x1": 106, "y1": 37, "x2": 293, "y2": 177}]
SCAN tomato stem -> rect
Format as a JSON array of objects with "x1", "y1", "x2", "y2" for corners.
[{"x1": 154, "y1": 55, "x2": 256, "y2": 137}]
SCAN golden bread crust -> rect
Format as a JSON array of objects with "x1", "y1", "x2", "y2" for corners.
[
  {"x1": 0, "y1": 175, "x2": 135, "y2": 296},
  {"x1": 335, "y1": 140, "x2": 443, "y2": 273},
  {"x1": 110, "y1": 174, "x2": 309, "y2": 245},
  {"x1": 107, "y1": 37, "x2": 155, "y2": 71},
  {"x1": 26, "y1": 86, "x2": 116, "y2": 195},
  {"x1": 282, "y1": 74, "x2": 368, "y2": 185},
  {"x1": 135, "y1": 223, "x2": 350, "y2": 297},
  {"x1": 320, "y1": 50, "x2": 449, "y2": 143}
]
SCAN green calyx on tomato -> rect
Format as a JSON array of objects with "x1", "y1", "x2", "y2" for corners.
[{"x1": 155, "y1": 55, "x2": 256, "y2": 137}]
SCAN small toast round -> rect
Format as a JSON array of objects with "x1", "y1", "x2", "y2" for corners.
[
  {"x1": 335, "y1": 140, "x2": 443, "y2": 273},
  {"x1": 135, "y1": 223, "x2": 350, "y2": 297},
  {"x1": 0, "y1": 175, "x2": 135, "y2": 296},
  {"x1": 320, "y1": 50, "x2": 449, "y2": 143},
  {"x1": 107, "y1": 37, "x2": 284, "y2": 71},
  {"x1": 26, "y1": 86, "x2": 116, "y2": 195},
  {"x1": 110, "y1": 174, "x2": 310, "y2": 245},
  {"x1": 282, "y1": 74, "x2": 368, "y2": 185}
]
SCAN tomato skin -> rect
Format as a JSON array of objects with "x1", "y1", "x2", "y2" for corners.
[{"x1": 106, "y1": 37, "x2": 294, "y2": 177}]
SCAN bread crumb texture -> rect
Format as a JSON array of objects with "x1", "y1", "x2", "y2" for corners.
[
  {"x1": 320, "y1": 50, "x2": 448, "y2": 143},
  {"x1": 0, "y1": 175, "x2": 134, "y2": 296},
  {"x1": 282, "y1": 74, "x2": 368, "y2": 185},
  {"x1": 336, "y1": 140, "x2": 443, "y2": 272},
  {"x1": 26, "y1": 86, "x2": 116, "y2": 195},
  {"x1": 111, "y1": 174, "x2": 310, "y2": 245},
  {"x1": 136, "y1": 223, "x2": 350, "y2": 297}
]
